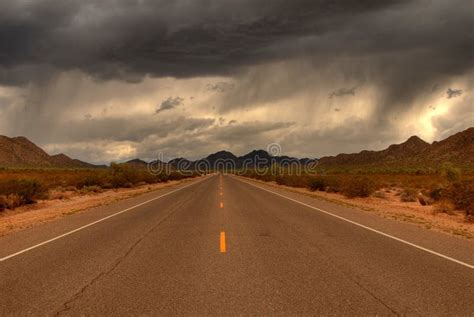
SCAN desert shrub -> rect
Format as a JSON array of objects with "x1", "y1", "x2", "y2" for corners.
[
  {"x1": 258, "y1": 173, "x2": 276, "y2": 182},
  {"x1": 324, "y1": 176, "x2": 343, "y2": 193},
  {"x1": 79, "y1": 185, "x2": 103, "y2": 194},
  {"x1": 373, "y1": 191, "x2": 387, "y2": 199},
  {"x1": 5, "y1": 194, "x2": 22, "y2": 209},
  {"x1": 0, "y1": 196, "x2": 6, "y2": 211},
  {"x1": 16, "y1": 179, "x2": 47, "y2": 203},
  {"x1": 274, "y1": 174, "x2": 311, "y2": 188},
  {"x1": 48, "y1": 188, "x2": 75, "y2": 200},
  {"x1": 434, "y1": 200, "x2": 456, "y2": 215},
  {"x1": 0, "y1": 179, "x2": 47, "y2": 204},
  {"x1": 416, "y1": 193, "x2": 433, "y2": 206},
  {"x1": 0, "y1": 167, "x2": 198, "y2": 208},
  {"x1": 101, "y1": 182, "x2": 114, "y2": 189},
  {"x1": 77, "y1": 173, "x2": 104, "y2": 188},
  {"x1": 440, "y1": 162, "x2": 461, "y2": 182},
  {"x1": 429, "y1": 184, "x2": 445, "y2": 201},
  {"x1": 108, "y1": 163, "x2": 139, "y2": 188},
  {"x1": 168, "y1": 171, "x2": 189, "y2": 181},
  {"x1": 139, "y1": 173, "x2": 158, "y2": 184},
  {"x1": 342, "y1": 177, "x2": 376, "y2": 198},
  {"x1": 275, "y1": 175, "x2": 286, "y2": 185},
  {"x1": 274, "y1": 174, "x2": 289, "y2": 185},
  {"x1": 157, "y1": 173, "x2": 170, "y2": 182},
  {"x1": 308, "y1": 177, "x2": 326, "y2": 191},
  {"x1": 448, "y1": 180, "x2": 474, "y2": 219},
  {"x1": 400, "y1": 188, "x2": 417, "y2": 202}
]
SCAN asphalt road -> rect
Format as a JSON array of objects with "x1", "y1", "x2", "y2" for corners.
[{"x1": 1, "y1": 174, "x2": 473, "y2": 315}]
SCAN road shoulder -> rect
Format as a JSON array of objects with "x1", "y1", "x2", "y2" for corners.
[{"x1": 0, "y1": 177, "x2": 202, "y2": 237}]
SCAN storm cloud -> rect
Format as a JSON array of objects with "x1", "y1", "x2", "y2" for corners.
[
  {"x1": 0, "y1": 0, "x2": 472, "y2": 163},
  {"x1": 156, "y1": 97, "x2": 184, "y2": 113},
  {"x1": 207, "y1": 82, "x2": 235, "y2": 93},
  {"x1": 3, "y1": 0, "x2": 470, "y2": 87},
  {"x1": 0, "y1": 1, "x2": 395, "y2": 83},
  {"x1": 329, "y1": 87, "x2": 357, "y2": 99},
  {"x1": 446, "y1": 88, "x2": 463, "y2": 99}
]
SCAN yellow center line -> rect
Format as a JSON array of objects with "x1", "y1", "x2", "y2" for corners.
[
  {"x1": 220, "y1": 231, "x2": 226, "y2": 253},
  {"x1": 220, "y1": 202, "x2": 224, "y2": 208}
]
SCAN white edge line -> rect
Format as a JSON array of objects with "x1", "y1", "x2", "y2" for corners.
[
  {"x1": 0, "y1": 176, "x2": 210, "y2": 262},
  {"x1": 234, "y1": 176, "x2": 474, "y2": 270}
]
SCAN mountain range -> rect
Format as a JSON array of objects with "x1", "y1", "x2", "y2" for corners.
[
  {"x1": 126, "y1": 127, "x2": 473, "y2": 170},
  {"x1": 1, "y1": 127, "x2": 473, "y2": 169},
  {"x1": 122, "y1": 150, "x2": 312, "y2": 171},
  {"x1": 317, "y1": 127, "x2": 474, "y2": 168}
]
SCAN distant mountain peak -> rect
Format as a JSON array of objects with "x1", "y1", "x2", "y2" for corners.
[
  {"x1": 206, "y1": 150, "x2": 238, "y2": 159},
  {"x1": 240, "y1": 149, "x2": 271, "y2": 158},
  {"x1": 405, "y1": 135, "x2": 429, "y2": 145},
  {"x1": 51, "y1": 153, "x2": 71, "y2": 159},
  {"x1": 126, "y1": 158, "x2": 148, "y2": 164},
  {"x1": 213, "y1": 150, "x2": 234, "y2": 155}
]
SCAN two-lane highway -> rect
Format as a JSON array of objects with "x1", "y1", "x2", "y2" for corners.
[{"x1": 0, "y1": 174, "x2": 473, "y2": 315}]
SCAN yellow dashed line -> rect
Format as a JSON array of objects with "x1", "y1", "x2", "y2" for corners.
[{"x1": 220, "y1": 231, "x2": 226, "y2": 253}]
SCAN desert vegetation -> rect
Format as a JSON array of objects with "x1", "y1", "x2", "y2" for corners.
[
  {"x1": 0, "y1": 164, "x2": 199, "y2": 212},
  {"x1": 238, "y1": 163, "x2": 474, "y2": 222}
]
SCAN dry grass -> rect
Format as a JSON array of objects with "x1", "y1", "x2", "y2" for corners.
[
  {"x1": 240, "y1": 168, "x2": 474, "y2": 221},
  {"x1": 0, "y1": 179, "x2": 191, "y2": 236},
  {"x1": 0, "y1": 165, "x2": 199, "y2": 211}
]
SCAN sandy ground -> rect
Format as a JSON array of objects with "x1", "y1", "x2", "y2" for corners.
[
  {"x1": 0, "y1": 179, "x2": 193, "y2": 237},
  {"x1": 244, "y1": 178, "x2": 474, "y2": 239}
]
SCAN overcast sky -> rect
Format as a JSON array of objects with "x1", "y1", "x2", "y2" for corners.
[{"x1": 0, "y1": 0, "x2": 472, "y2": 163}]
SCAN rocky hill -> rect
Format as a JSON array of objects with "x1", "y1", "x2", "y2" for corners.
[
  {"x1": 0, "y1": 135, "x2": 98, "y2": 168},
  {"x1": 318, "y1": 127, "x2": 474, "y2": 168}
]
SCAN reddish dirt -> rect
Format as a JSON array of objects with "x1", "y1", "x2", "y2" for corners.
[{"x1": 0, "y1": 180, "x2": 189, "y2": 237}]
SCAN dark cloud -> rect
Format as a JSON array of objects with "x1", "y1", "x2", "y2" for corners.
[
  {"x1": 0, "y1": 0, "x2": 472, "y2": 163},
  {"x1": 65, "y1": 116, "x2": 214, "y2": 143},
  {"x1": 329, "y1": 87, "x2": 356, "y2": 98},
  {"x1": 446, "y1": 88, "x2": 463, "y2": 99},
  {"x1": 212, "y1": 120, "x2": 294, "y2": 143},
  {"x1": 0, "y1": 0, "x2": 409, "y2": 85},
  {"x1": 1, "y1": 1, "x2": 472, "y2": 118},
  {"x1": 156, "y1": 96, "x2": 184, "y2": 113},
  {"x1": 207, "y1": 82, "x2": 235, "y2": 93},
  {"x1": 211, "y1": 0, "x2": 473, "y2": 120}
]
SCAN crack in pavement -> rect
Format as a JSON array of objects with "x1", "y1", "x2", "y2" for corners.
[
  {"x1": 54, "y1": 189, "x2": 197, "y2": 315},
  {"x1": 346, "y1": 274, "x2": 400, "y2": 316},
  {"x1": 230, "y1": 177, "x2": 400, "y2": 315}
]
